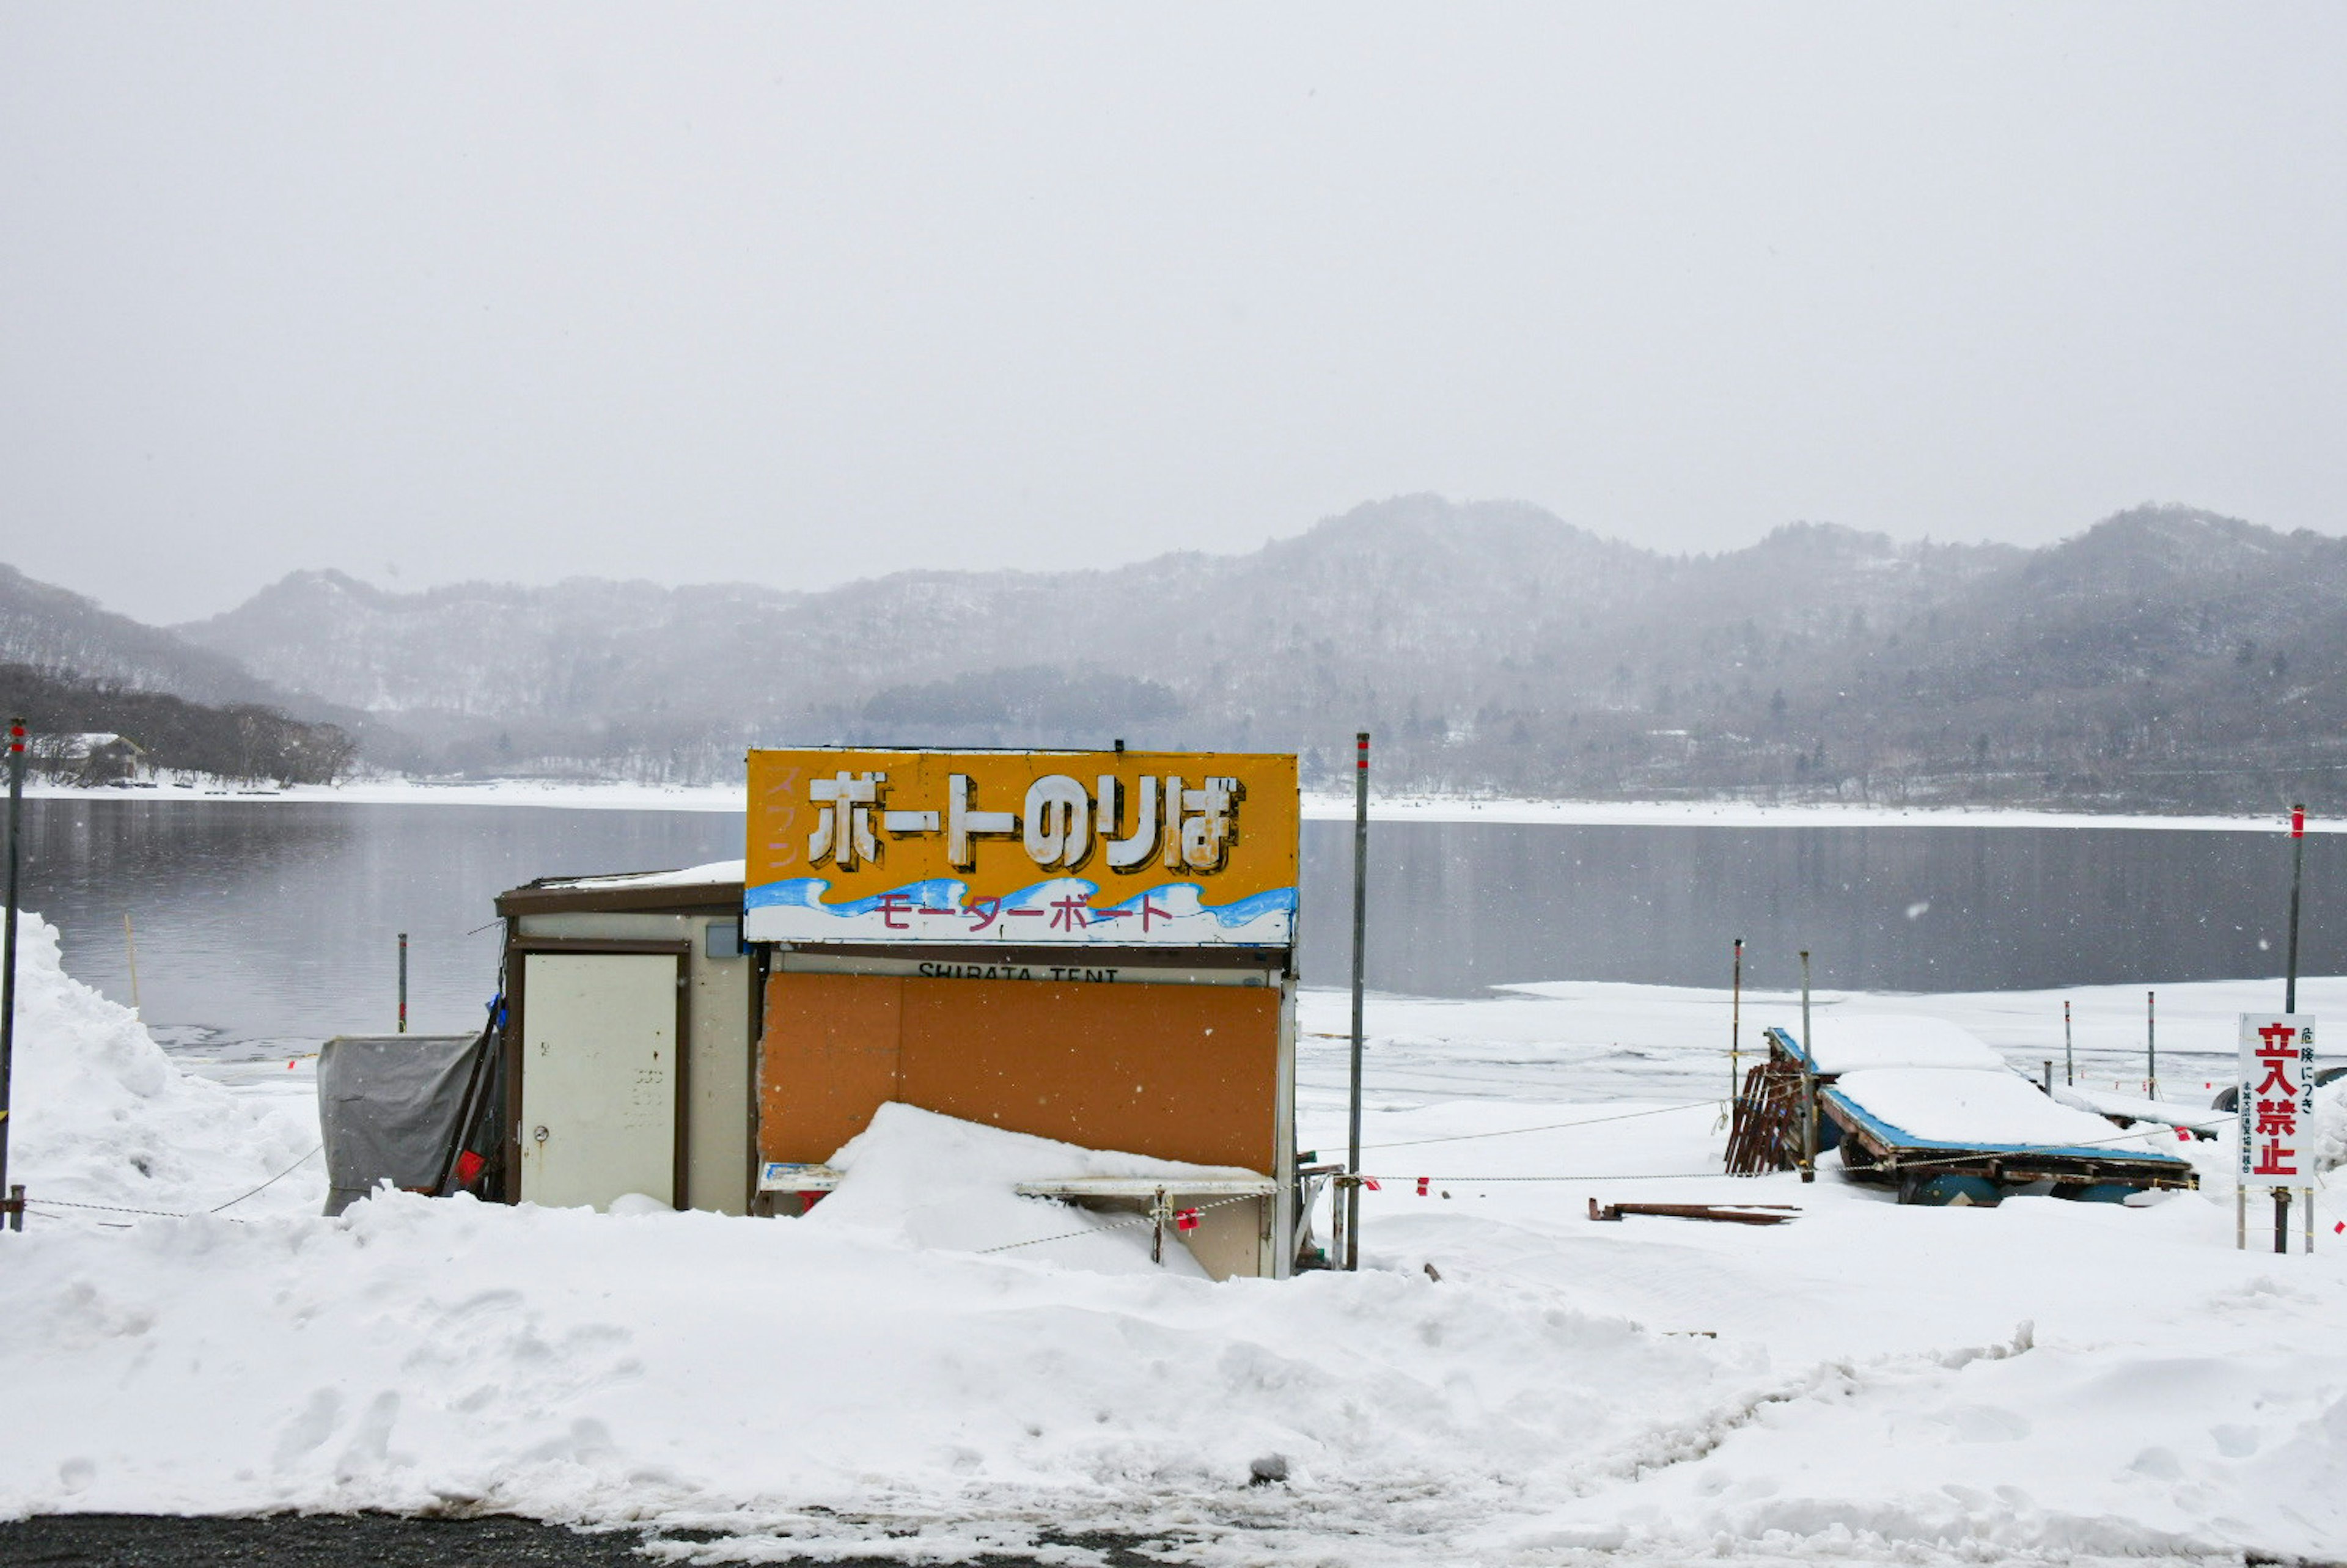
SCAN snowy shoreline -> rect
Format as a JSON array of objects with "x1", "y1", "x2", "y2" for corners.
[
  {"x1": 23, "y1": 777, "x2": 2327, "y2": 833},
  {"x1": 5, "y1": 915, "x2": 2346, "y2": 1559}
]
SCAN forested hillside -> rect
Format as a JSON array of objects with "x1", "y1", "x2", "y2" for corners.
[
  {"x1": 0, "y1": 663, "x2": 356, "y2": 786},
  {"x1": 10, "y1": 496, "x2": 2345, "y2": 811}
]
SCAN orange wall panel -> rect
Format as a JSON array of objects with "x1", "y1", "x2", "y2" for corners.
[
  {"x1": 758, "y1": 972, "x2": 1280, "y2": 1171},
  {"x1": 898, "y1": 979, "x2": 1278, "y2": 1170},
  {"x1": 758, "y1": 971, "x2": 903, "y2": 1163}
]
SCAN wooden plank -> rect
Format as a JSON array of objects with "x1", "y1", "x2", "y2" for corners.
[{"x1": 1587, "y1": 1198, "x2": 1800, "y2": 1226}]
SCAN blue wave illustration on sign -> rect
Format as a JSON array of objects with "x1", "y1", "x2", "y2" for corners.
[
  {"x1": 746, "y1": 877, "x2": 971, "y2": 916},
  {"x1": 744, "y1": 876, "x2": 1294, "y2": 942}
]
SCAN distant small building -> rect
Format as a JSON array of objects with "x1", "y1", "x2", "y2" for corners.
[{"x1": 35, "y1": 731, "x2": 147, "y2": 785}]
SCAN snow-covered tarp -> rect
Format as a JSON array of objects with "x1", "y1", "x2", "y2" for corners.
[
  {"x1": 1781, "y1": 1013, "x2": 2008, "y2": 1075},
  {"x1": 1828, "y1": 1066, "x2": 2187, "y2": 1157}
]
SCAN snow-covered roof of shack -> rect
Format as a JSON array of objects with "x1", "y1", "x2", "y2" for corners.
[
  {"x1": 494, "y1": 859, "x2": 746, "y2": 917},
  {"x1": 1776, "y1": 1013, "x2": 2007, "y2": 1075}
]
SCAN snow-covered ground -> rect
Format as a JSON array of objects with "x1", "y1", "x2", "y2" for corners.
[
  {"x1": 4, "y1": 914, "x2": 2345, "y2": 1564},
  {"x1": 24, "y1": 774, "x2": 2334, "y2": 833}
]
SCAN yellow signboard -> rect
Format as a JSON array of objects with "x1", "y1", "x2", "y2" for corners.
[{"x1": 745, "y1": 749, "x2": 1298, "y2": 948}]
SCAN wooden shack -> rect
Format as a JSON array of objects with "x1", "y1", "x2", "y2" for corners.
[
  {"x1": 744, "y1": 747, "x2": 1301, "y2": 1279},
  {"x1": 490, "y1": 747, "x2": 1303, "y2": 1279},
  {"x1": 494, "y1": 863, "x2": 758, "y2": 1214}
]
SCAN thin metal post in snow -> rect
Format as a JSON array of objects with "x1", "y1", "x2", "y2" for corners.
[
  {"x1": 1729, "y1": 937, "x2": 1744, "y2": 1102},
  {"x1": 2145, "y1": 990, "x2": 2156, "y2": 1101},
  {"x1": 2286, "y1": 804, "x2": 2306, "y2": 1014},
  {"x1": 1798, "y1": 949, "x2": 1815, "y2": 1184},
  {"x1": 398, "y1": 932, "x2": 409, "y2": 1035},
  {"x1": 123, "y1": 911, "x2": 142, "y2": 1014},
  {"x1": 2274, "y1": 1187, "x2": 2290, "y2": 1255},
  {"x1": 1345, "y1": 731, "x2": 1369, "y2": 1270},
  {"x1": 1, "y1": 718, "x2": 24, "y2": 1232},
  {"x1": 1327, "y1": 1173, "x2": 1347, "y2": 1270},
  {"x1": 2063, "y1": 999, "x2": 2073, "y2": 1087}
]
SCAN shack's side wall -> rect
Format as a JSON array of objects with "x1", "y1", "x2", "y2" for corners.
[
  {"x1": 513, "y1": 911, "x2": 754, "y2": 1214},
  {"x1": 759, "y1": 971, "x2": 1282, "y2": 1174}
]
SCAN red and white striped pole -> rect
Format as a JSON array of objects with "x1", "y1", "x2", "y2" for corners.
[{"x1": 2286, "y1": 804, "x2": 2306, "y2": 1015}]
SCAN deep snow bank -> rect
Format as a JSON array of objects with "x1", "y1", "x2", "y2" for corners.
[
  {"x1": 808, "y1": 1102, "x2": 1279, "y2": 1278},
  {"x1": 4, "y1": 913, "x2": 319, "y2": 1216},
  {"x1": 7, "y1": 933, "x2": 2346, "y2": 1563},
  {"x1": 0, "y1": 1190, "x2": 1750, "y2": 1558}
]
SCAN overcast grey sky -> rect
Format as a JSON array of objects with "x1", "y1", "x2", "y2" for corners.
[{"x1": 3, "y1": 4, "x2": 2341, "y2": 623}]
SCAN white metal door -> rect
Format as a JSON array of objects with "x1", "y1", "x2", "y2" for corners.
[{"x1": 519, "y1": 952, "x2": 680, "y2": 1210}]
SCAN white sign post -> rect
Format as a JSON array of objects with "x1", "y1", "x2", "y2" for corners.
[{"x1": 2236, "y1": 1014, "x2": 2316, "y2": 1251}]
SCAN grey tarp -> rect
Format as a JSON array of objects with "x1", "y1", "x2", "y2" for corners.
[{"x1": 318, "y1": 1034, "x2": 484, "y2": 1216}]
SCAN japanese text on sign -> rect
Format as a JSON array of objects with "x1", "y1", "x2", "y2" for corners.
[
  {"x1": 2236, "y1": 1014, "x2": 2318, "y2": 1182},
  {"x1": 745, "y1": 750, "x2": 1298, "y2": 948}
]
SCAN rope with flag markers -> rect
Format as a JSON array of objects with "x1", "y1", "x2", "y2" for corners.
[
  {"x1": 1360, "y1": 1113, "x2": 2213, "y2": 1188},
  {"x1": 9, "y1": 1144, "x2": 325, "y2": 1227},
  {"x1": 29, "y1": 1197, "x2": 243, "y2": 1221},
  {"x1": 205, "y1": 1143, "x2": 323, "y2": 1212},
  {"x1": 975, "y1": 1187, "x2": 1266, "y2": 1255},
  {"x1": 1358, "y1": 1098, "x2": 1724, "y2": 1151}
]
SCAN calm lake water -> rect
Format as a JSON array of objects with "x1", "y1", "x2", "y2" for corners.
[{"x1": 12, "y1": 798, "x2": 2339, "y2": 1044}]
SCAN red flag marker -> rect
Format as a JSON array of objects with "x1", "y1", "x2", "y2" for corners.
[
  {"x1": 1416, "y1": 1177, "x2": 1430, "y2": 1196},
  {"x1": 1363, "y1": 1178, "x2": 1382, "y2": 1192},
  {"x1": 1175, "y1": 1208, "x2": 1200, "y2": 1233},
  {"x1": 2175, "y1": 1127, "x2": 2192, "y2": 1141}
]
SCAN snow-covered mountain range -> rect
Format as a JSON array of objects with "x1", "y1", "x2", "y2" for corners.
[{"x1": 11, "y1": 495, "x2": 2347, "y2": 809}]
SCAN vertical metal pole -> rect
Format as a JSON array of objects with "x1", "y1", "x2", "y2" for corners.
[
  {"x1": 2307, "y1": 1187, "x2": 2315, "y2": 1252},
  {"x1": 2274, "y1": 1188, "x2": 2289, "y2": 1255},
  {"x1": 123, "y1": 911, "x2": 142, "y2": 1014},
  {"x1": 1798, "y1": 949, "x2": 1815, "y2": 1184},
  {"x1": 2063, "y1": 999, "x2": 2073, "y2": 1087},
  {"x1": 398, "y1": 932, "x2": 409, "y2": 1035},
  {"x1": 2286, "y1": 804, "x2": 2305, "y2": 1014},
  {"x1": 1346, "y1": 731, "x2": 1369, "y2": 1270},
  {"x1": 1328, "y1": 1175, "x2": 1347, "y2": 1269},
  {"x1": 2145, "y1": 989, "x2": 2156, "y2": 1100},
  {"x1": 1, "y1": 717, "x2": 24, "y2": 1228},
  {"x1": 1730, "y1": 937, "x2": 1744, "y2": 1101},
  {"x1": 2042, "y1": 1060, "x2": 2053, "y2": 1096}
]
